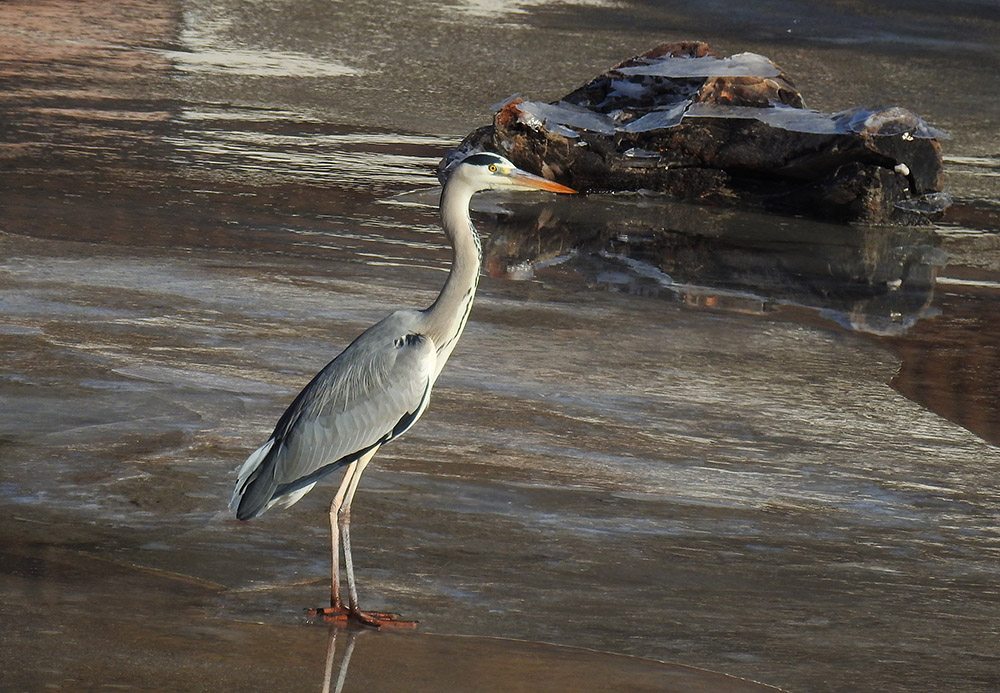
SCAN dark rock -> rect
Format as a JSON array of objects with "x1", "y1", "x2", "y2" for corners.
[{"x1": 442, "y1": 42, "x2": 949, "y2": 225}]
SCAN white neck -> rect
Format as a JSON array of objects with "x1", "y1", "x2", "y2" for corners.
[{"x1": 422, "y1": 179, "x2": 482, "y2": 378}]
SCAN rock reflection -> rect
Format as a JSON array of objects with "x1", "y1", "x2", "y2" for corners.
[{"x1": 472, "y1": 193, "x2": 946, "y2": 336}]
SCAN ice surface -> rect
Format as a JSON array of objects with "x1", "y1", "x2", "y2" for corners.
[
  {"x1": 621, "y1": 102, "x2": 948, "y2": 139},
  {"x1": 607, "y1": 78, "x2": 650, "y2": 101},
  {"x1": 894, "y1": 191, "x2": 954, "y2": 214},
  {"x1": 3, "y1": 2, "x2": 994, "y2": 689},
  {"x1": 621, "y1": 147, "x2": 662, "y2": 159},
  {"x1": 515, "y1": 100, "x2": 947, "y2": 141},
  {"x1": 621, "y1": 102, "x2": 689, "y2": 132},
  {"x1": 617, "y1": 52, "x2": 782, "y2": 79},
  {"x1": 684, "y1": 103, "x2": 845, "y2": 134},
  {"x1": 515, "y1": 100, "x2": 618, "y2": 135},
  {"x1": 836, "y1": 106, "x2": 950, "y2": 139}
]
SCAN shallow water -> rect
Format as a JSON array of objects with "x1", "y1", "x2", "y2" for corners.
[{"x1": 2, "y1": 1, "x2": 999, "y2": 691}]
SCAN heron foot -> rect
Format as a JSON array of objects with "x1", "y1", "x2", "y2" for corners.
[{"x1": 307, "y1": 605, "x2": 418, "y2": 629}]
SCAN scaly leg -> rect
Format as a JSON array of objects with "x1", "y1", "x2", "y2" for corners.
[
  {"x1": 329, "y1": 459, "x2": 357, "y2": 610},
  {"x1": 339, "y1": 452, "x2": 371, "y2": 614},
  {"x1": 309, "y1": 447, "x2": 415, "y2": 628},
  {"x1": 338, "y1": 450, "x2": 388, "y2": 626}
]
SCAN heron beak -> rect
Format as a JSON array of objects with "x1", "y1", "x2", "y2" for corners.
[{"x1": 510, "y1": 169, "x2": 577, "y2": 194}]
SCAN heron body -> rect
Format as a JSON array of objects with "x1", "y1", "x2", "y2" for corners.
[{"x1": 231, "y1": 152, "x2": 575, "y2": 626}]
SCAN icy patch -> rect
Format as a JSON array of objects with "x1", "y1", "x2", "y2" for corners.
[
  {"x1": 510, "y1": 99, "x2": 948, "y2": 141},
  {"x1": 157, "y1": 2, "x2": 361, "y2": 78},
  {"x1": 617, "y1": 52, "x2": 782, "y2": 79},
  {"x1": 684, "y1": 103, "x2": 843, "y2": 134},
  {"x1": 447, "y1": 0, "x2": 613, "y2": 20},
  {"x1": 836, "y1": 106, "x2": 950, "y2": 139},
  {"x1": 607, "y1": 78, "x2": 650, "y2": 101},
  {"x1": 155, "y1": 47, "x2": 361, "y2": 78},
  {"x1": 894, "y1": 191, "x2": 954, "y2": 214},
  {"x1": 622, "y1": 147, "x2": 662, "y2": 159},
  {"x1": 621, "y1": 102, "x2": 689, "y2": 132},
  {"x1": 515, "y1": 100, "x2": 617, "y2": 136},
  {"x1": 114, "y1": 364, "x2": 276, "y2": 395}
]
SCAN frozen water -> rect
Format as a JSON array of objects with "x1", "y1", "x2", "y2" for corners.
[
  {"x1": 516, "y1": 99, "x2": 947, "y2": 141},
  {"x1": 684, "y1": 102, "x2": 844, "y2": 134},
  {"x1": 836, "y1": 106, "x2": 951, "y2": 139},
  {"x1": 1, "y1": 1, "x2": 998, "y2": 692},
  {"x1": 515, "y1": 100, "x2": 618, "y2": 135},
  {"x1": 621, "y1": 102, "x2": 689, "y2": 132},
  {"x1": 617, "y1": 52, "x2": 783, "y2": 79}
]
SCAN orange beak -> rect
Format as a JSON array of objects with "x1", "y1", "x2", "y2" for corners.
[{"x1": 511, "y1": 169, "x2": 578, "y2": 194}]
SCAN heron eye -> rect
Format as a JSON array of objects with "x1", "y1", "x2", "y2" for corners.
[{"x1": 488, "y1": 164, "x2": 497, "y2": 172}]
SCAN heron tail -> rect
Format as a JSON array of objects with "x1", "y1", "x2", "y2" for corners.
[{"x1": 231, "y1": 438, "x2": 277, "y2": 520}]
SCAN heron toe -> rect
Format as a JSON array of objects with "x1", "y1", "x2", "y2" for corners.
[{"x1": 308, "y1": 605, "x2": 418, "y2": 629}]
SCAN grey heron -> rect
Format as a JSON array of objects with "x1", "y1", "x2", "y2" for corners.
[{"x1": 231, "y1": 152, "x2": 576, "y2": 627}]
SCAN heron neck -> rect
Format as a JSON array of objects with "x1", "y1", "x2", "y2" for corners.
[{"x1": 423, "y1": 180, "x2": 482, "y2": 374}]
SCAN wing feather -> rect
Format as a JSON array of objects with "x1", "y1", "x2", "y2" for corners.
[{"x1": 234, "y1": 310, "x2": 436, "y2": 519}]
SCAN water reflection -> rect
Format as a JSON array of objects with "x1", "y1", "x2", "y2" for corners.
[
  {"x1": 446, "y1": 0, "x2": 614, "y2": 20},
  {"x1": 387, "y1": 188, "x2": 1000, "y2": 443},
  {"x1": 1, "y1": 533, "x2": 782, "y2": 691},
  {"x1": 310, "y1": 624, "x2": 786, "y2": 692},
  {"x1": 322, "y1": 627, "x2": 361, "y2": 693},
  {"x1": 425, "y1": 192, "x2": 947, "y2": 337},
  {"x1": 160, "y1": 1, "x2": 362, "y2": 78},
  {"x1": 165, "y1": 113, "x2": 449, "y2": 188}
]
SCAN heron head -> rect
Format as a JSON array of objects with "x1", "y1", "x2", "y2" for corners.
[{"x1": 455, "y1": 152, "x2": 576, "y2": 194}]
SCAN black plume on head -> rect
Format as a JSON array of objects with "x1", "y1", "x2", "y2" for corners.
[{"x1": 462, "y1": 152, "x2": 505, "y2": 167}]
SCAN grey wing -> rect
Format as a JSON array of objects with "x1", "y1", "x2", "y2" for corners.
[{"x1": 233, "y1": 314, "x2": 436, "y2": 519}]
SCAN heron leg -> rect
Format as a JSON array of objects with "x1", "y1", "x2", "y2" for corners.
[
  {"x1": 328, "y1": 463, "x2": 357, "y2": 611},
  {"x1": 311, "y1": 446, "x2": 415, "y2": 628},
  {"x1": 339, "y1": 449, "x2": 379, "y2": 625}
]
